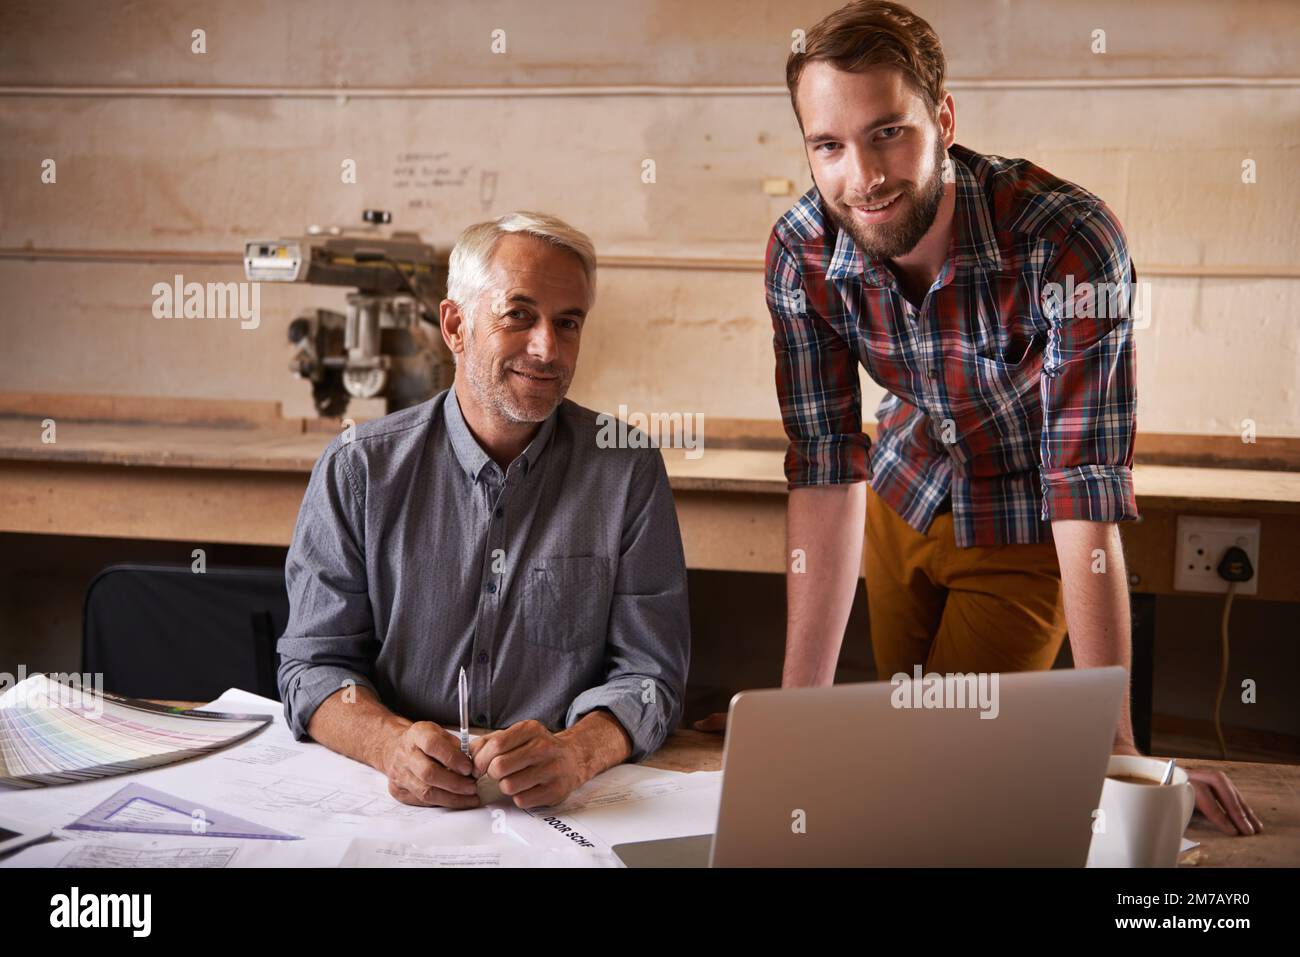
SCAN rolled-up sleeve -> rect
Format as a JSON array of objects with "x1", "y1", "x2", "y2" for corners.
[
  {"x1": 1038, "y1": 202, "x2": 1139, "y2": 524},
  {"x1": 277, "y1": 438, "x2": 379, "y2": 740},
  {"x1": 565, "y1": 449, "x2": 689, "y2": 762},
  {"x1": 766, "y1": 229, "x2": 871, "y2": 490}
]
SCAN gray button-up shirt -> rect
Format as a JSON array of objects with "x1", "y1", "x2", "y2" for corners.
[{"x1": 276, "y1": 386, "x2": 690, "y2": 761}]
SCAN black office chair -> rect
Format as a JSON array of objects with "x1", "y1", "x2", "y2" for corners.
[{"x1": 82, "y1": 563, "x2": 288, "y2": 702}]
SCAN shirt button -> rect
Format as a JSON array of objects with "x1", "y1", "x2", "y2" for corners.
[
  {"x1": 476, "y1": 652, "x2": 488, "y2": 665},
  {"x1": 927, "y1": 367, "x2": 938, "y2": 380},
  {"x1": 486, "y1": 582, "x2": 497, "y2": 594},
  {"x1": 494, "y1": 507, "x2": 503, "y2": 518}
]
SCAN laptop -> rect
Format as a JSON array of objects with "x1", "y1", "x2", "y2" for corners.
[{"x1": 614, "y1": 666, "x2": 1126, "y2": 867}]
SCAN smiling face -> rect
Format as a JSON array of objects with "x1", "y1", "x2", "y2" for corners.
[
  {"x1": 451, "y1": 233, "x2": 591, "y2": 425},
  {"x1": 796, "y1": 62, "x2": 954, "y2": 260}
]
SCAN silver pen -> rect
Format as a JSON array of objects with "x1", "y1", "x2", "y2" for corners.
[{"x1": 458, "y1": 666, "x2": 470, "y2": 755}]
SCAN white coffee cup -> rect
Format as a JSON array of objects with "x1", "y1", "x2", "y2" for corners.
[{"x1": 1086, "y1": 755, "x2": 1195, "y2": 868}]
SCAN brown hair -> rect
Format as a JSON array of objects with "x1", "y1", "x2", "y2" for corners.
[{"x1": 786, "y1": 1, "x2": 947, "y2": 125}]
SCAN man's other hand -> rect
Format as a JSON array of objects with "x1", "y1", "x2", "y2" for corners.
[
  {"x1": 381, "y1": 722, "x2": 480, "y2": 809},
  {"x1": 470, "y1": 719, "x2": 585, "y2": 810}
]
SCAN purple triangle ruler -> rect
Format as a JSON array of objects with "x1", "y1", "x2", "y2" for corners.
[{"x1": 66, "y1": 782, "x2": 300, "y2": 840}]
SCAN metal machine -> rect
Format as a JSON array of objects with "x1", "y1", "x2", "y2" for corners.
[{"x1": 244, "y1": 210, "x2": 453, "y2": 416}]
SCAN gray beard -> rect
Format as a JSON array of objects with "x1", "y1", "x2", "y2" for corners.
[{"x1": 462, "y1": 338, "x2": 567, "y2": 425}]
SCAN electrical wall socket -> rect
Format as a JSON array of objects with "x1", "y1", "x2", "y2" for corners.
[{"x1": 1173, "y1": 516, "x2": 1261, "y2": 595}]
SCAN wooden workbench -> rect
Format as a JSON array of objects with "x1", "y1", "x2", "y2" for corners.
[{"x1": 2, "y1": 398, "x2": 1299, "y2": 601}]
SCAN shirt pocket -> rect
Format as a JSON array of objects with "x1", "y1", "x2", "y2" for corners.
[
  {"x1": 973, "y1": 331, "x2": 1036, "y2": 367},
  {"x1": 950, "y1": 347, "x2": 1043, "y2": 417},
  {"x1": 522, "y1": 556, "x2": 611, "y2": 652}
]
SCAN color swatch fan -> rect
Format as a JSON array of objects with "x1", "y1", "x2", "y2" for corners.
[{"x1": 0, "y1": 673, "x2": 272, "y2": 789}]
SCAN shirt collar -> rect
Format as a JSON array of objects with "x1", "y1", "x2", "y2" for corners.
[
  {"x1": 443, "y1": 384, "x2": 559, "y2": 483},
  {"x1": 825, "y1": 146, "x2": 1003, "y2": 285}
]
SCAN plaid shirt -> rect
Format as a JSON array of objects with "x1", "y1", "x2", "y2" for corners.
[{"x1": 766, "y1": 144, "x2": 1138, "y2": 547}]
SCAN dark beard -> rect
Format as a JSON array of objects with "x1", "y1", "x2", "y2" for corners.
[{"x1": 826, "y1": 143, "x2": 947, "y2": 261}]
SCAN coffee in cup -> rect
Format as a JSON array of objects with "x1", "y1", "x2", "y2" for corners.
[{"x1": 1087, "y1": 756, "x2": 1195, "y2": 867}]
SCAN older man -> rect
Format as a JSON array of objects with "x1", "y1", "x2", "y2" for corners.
[{"x1": 277, "y1": 211, "x2": 690, "y2": 810}]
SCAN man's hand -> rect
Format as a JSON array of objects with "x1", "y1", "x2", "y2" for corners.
[
  {"x1": 380, "y1": 721, "x2": 480, "y2": 809},
  {"x1": 470, "y1": 719, "x2": 587, "y2": 809},
  {"x1": 692, "y1": 712, "x2": 728, "y2": 733},
  {"x1": 1115, "y1": 741, "x2": 1262, "y2": 837},
  {"x1": 471, "y1": 711, "x2": 632, "y2": 809},
  {"x1": 306, "y1": 685, "x2": 479, "y2": 808},
  {"x1": 1186, "y1": 767, "x2": 1263, "y2": 836}
]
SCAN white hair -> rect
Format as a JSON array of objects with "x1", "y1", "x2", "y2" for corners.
[{"x1": 446, "y1": 211, "x2": 597, "y2": 332}]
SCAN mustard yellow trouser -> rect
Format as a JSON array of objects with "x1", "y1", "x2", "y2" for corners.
[{"x1": 864, "y1": 487, "x2": 1068, "y2": 680}]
